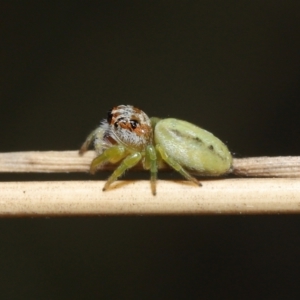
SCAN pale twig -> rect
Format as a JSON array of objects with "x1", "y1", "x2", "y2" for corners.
[
  {"x1": 1, "y1": 151, "x2": 300, "y2": 216},
  {"x1": 1, "y1": 150, "x2": 300, "y2": 177},
  {"x1": 1, "y1": 179, "x2": 300, "y2": 216}
]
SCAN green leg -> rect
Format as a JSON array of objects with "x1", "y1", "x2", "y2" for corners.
[
  {"x1": 156, "y1": 144, "x2": 201, "y2": 187},
  {"x1": 145, "y1": 145, "x2": 157, "y2": 195},
  {"x1": 103, "y1": 152, "x2": 142, "y2": 191},
  {"x1": 90, "y1": 145, "x2": 127, "y2": 174},
  {"x1": 79, "y1": 127, "x2": 105, "y2": 155}
]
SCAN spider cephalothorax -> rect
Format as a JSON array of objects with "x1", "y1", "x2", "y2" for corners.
[
  {"x1": 104, "y1": 105, "x2": 153, "y2": 151},
  {"x1": 79, "y1": 105, "x2": 158, "y2": 194},
  {"x1": 79, "y1": 105, "x2": 232, "y2": 195}
]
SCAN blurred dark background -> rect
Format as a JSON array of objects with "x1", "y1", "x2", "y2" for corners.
[{"x1": 1, "y1": 1, "x2": 300, "y2": 299}]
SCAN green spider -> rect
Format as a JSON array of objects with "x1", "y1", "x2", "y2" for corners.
[{"x1": 79, "y1": 105, "x2": 232, "y2": 195}]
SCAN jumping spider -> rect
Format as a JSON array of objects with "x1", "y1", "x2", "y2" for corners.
[{"x1": 79, "y1": 105, "x2": 232, "y2": 195}]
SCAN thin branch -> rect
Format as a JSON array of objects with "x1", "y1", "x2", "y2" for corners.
[
  {"x1": 1, "y1": 179, "x2": 300, "y2": 216},
  {"x1": 232, "y1": 156, "x2": 300, "y2": 177},
  {"x1": 1, "y1": 150, "x2": 300, "y2": 177},
  {"x1": 1, "y1": 151, "x2": 300, "y2": 216}
]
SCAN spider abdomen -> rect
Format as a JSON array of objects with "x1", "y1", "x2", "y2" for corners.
[{"x1": 154, "y1": 118, "x2": 232, "y2": 176}]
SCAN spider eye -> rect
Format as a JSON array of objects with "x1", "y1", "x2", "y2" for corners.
[
  {"x1": 130, "y1": 120, "x2": 139, "y2": 129},
  {"x1": 107, "y1": 109, "x2": 113, "y2": 123}
]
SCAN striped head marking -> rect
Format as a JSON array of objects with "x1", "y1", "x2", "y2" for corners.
[{"x1": 106, "y1": 105, "x2": 153, "y2": 150}]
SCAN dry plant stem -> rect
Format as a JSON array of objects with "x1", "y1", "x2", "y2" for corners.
[
  {"x1": 0, "y1": 151, "x2": 95, "y2": 173},
  {"x1": 1, "y1": 151, "x2": 300, "y2": 216},
  {"x1": 0, "y1": 179, "x2": 300, "y2": 216},
  {"x1": 232, "y1": 156, "x2": 300, "y2": 177},
  {"x1": 1, "y1": 151, "x2": 300, "y2": 177}
]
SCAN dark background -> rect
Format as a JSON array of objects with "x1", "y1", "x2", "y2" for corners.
[{"x1": 1, "y1": 1, "x2": 300, "y2": 299}]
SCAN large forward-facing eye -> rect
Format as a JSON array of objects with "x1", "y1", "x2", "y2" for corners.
[{"x1": 130, "y1": 120, "x2": 139, "y2": 129}]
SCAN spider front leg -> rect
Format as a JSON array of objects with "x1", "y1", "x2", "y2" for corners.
[
  {"x1": 89, "y1": 145, "x2": 142, "y2": 191},
  {"x1": 155, "y1": 144, "x2": 202, "y2": 187},
  {"x1": 90, "y1": 145, "x2": 127, "y2": 174},
  {"x1": 102, "y1": 151, "x2": 142, "y2": 192},
  {"x1": 79, "y1": 127, "x2": 105, "y2": 155}
]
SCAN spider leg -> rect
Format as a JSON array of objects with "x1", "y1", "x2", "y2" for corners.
[
  {"x1": 156, "y1": 144, "x2": 202, "y2": 187},
  {"x1": 103, "y1": 152, "x2": 142, "y2": 191},
  {"x1": 144, "y1": 145, "x2": 157, "y2": 195},
  {"x1": 79, "y1": 127, "x2": 105, "y2": 155},
  {"x1": 90, "y1": 145, "x2": 127, "y2": 174}
]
